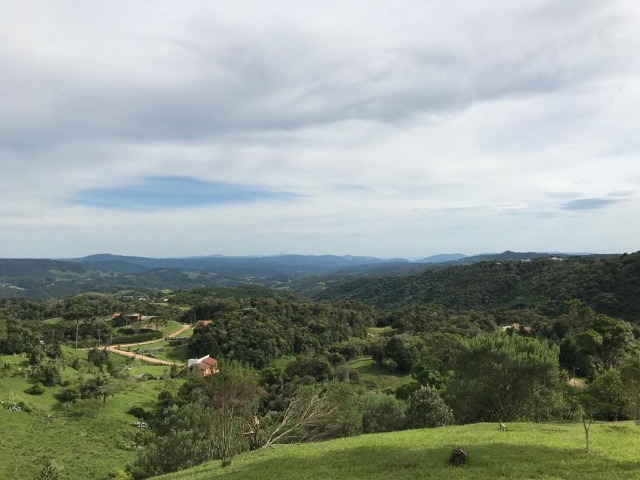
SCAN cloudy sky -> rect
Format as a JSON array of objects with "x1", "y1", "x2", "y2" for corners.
[{"x1": 1, "y1": 1, "x2": 639, "y2": 258}]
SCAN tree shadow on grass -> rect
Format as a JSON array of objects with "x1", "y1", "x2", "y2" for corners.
[{"x1": 203, "y1": 443, "x2": 640, "y2": 480}]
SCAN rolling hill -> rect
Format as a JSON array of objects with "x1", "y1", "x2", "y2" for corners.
[
  {"x1": 151, "y1": 421, "x2": 640, "y2": 480},
  {"x1": 312, "y1": 252, "x2": 640, "y2": 322}
]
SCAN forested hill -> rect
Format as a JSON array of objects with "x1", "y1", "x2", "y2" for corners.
[{"x1": 312, "y1": 252, "x2": 640, "y2": 322}]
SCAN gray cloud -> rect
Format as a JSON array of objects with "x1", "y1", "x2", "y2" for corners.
[
  {"x1": 560, "y1": 198, "x2": 622, "y2": 211},
  {"x1": 1, "y1": 1, "x2": 640, "y2": 257},
  {"x1": 0, "y1": 0, "x2": 628, "y2": 153}
]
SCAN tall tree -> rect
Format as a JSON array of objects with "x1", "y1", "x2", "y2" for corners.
[{"x1": 446, "y1": 333, "x2": 568, "y2": 423}]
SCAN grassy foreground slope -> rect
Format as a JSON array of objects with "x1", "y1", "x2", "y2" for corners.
[
  {"x1": 0, "y1": 350, "x2": 174, "y2": 479},
  {"x1": 154, "y1": 422, "x2": 640, "y2": 480}
]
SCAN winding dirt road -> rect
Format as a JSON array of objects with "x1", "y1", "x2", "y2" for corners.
[{"x1": 106, "y1": 324, "x2": 192, "y2": 366}]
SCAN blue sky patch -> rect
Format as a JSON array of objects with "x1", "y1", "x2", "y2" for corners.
[
  {"x1": 70, "y1": 176, "x2": 298, "y2": 211},
  {"x1": 560, "y1": 198, "x2": 619, "y2": 211}
]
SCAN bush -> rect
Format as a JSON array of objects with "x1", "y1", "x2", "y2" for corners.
[
  {"x1": 445, "y1": 333, "x2": 568, "y2": 423},
  {"x1": 39, "y1": 361, "x2": 62, "y2": 387},
  {"x1": 37, "y1": 459, "x2": 61, "y2": 480},
  {"x1": 405, "y1": 386, "x2": 453, "y2": 429},
  {"x1": 1, "y1": 399, "x2": 33, "y2": 413},
  {"x1": 361, "y1": 392, "x2": 405, "y2": 433},
  {"x1": 395, "y1": 381, "x2": 421, "y2": 401},
  {"x1": 321, "y1": 382, "x2": 363, "y2": 438},
  {"x1": 26, "y1": 382, "x2": 46, "y2": 395},
  {"x1": 128, "y1": 406, "x2": 148, "y2": 419},
  {"x1": 109, "y1": 469, "x2": 133, "y2": 480},
  {"x1": 56, "y1": 386, "x2": 81, "y2": 403},
  {"x1": 67, "y1": 399, "x2": 102, "y2": 418},
  {"x1": 87, "y1": 348, "x2": 111, "y2": 367}
]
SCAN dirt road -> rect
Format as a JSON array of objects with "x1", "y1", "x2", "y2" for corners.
[{"x1": 106, "y1": 324, "x2": 192, "y2": 366}]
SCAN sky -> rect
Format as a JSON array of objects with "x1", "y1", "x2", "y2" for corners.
[{"x1": 1, "y1": 1, "x2": 640, "y2": 259}]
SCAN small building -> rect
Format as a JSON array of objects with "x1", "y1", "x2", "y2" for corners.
[
  {"x1": 502, "y1": 323, "x2": 532, "y2": 334},
  {"x1": 187, "y1": 355, "x2": 219, "y2": 377},
  {"x1": 197, "y1": 319, "x2": 213, "y2": 327},
  {"x1": 125, "y1": 313, "x2": 142, "y2": 324}
]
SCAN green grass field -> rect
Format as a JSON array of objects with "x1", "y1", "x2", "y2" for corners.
[
  {"x1": 0, "y1": 351, "x2": 176, "y2": 480},
  {"x1": 118, "y1": 335, "x2": 192, "y2": 364},
  {"x1": 119, "y1": 320, "x2": 183, "y2": 336},
  {"x1": 347, "y1": 356, "x2": 414, "y2": 391},
  {"x1": 152, "y1": 421, "x2": 640, "y2": 480}
]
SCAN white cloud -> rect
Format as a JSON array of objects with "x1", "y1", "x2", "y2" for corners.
[{"x1": 0, "y1": 0, "x2": 639, "y2": 257}]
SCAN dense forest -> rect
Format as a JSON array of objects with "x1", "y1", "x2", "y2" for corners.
[{"x1": 312, "y1": 253, "x2": 640, "y2": 322}]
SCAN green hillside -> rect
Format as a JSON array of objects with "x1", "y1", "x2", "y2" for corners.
[
  {"x1": 152, "y1": 422, "x2": 640, "y2": 480},
  {"x1": 314, "y1": 253, "x2": 640, "y2": 321},
  {"x1": 0, "y1": 349, "x2": 174, "y2": 480}
]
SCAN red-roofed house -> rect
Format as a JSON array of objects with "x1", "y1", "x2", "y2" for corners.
[{"x1": 187, "y1": 355, "x2": 219, "y2": 377}]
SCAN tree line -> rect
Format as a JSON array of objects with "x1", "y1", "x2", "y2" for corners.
[{"x1": 313, "y1": 252, "x2": 640, "y2": 322}]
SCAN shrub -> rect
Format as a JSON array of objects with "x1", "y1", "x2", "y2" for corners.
[
  {"x1": 394, "y1": 381, "x2": 421, "y2": 401},
  {"x1": 37, "y1": 459, "x2": 61, "y2": 480},
  {"x1": 361, "y1": 392, "x2": 405, "y2": 433},
  {"x1": 39, "y1": 361, "x2": 62, "y2": 387},
  {"x1": 67, "y1": 399, "x2": 102, "y2": 418},
  {"x1": 109, "y1": 469, "x2": 133, "y2": 480},
  {"x1": 128, "y1": 406, "x2": 148, "y2": 419},
  {"x1": 56, "y1": 387, "x2": 81, "y2": 403},
  {"x1": 87, "y1": 348, "x2": 111, "y2": 367},
  {"x1": 405, "y1": 386, "x2": 453, "y2": 429},
  {"x1": 26, "y1": 382, "x2": 46, "y2": 395},
  {"x1": 446, "y1": 333, "x2": 568, "y2": 423}
]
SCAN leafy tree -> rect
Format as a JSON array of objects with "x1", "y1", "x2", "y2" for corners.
[
  {"x1": 368, "y1": 341, "x2": 386, "y2": 365},
  {"x1": 204, "y1": 364, "x2": 263, "y2": 466},
  {"x1": 30, "y1": 344, "x2": 46, "y2": 365},
  {"x1": 320, "y1": 381, "x2": 363, "y2": 438},
  {"x1": 394, "y1": 381, "x2": 421, "y2": 401},
  {"x1": 384, "y1": 335, "x2": 420, "y2": 373},
  {"x1": 361, "y1": 392, "x2": 405, "y2": 433},
  {"x1": 575, "y1": 314, "x2": 635, "y2": 372},
  {"x1": 56, "y1": 386, "x2": 81, "y2": 403},
  {"x1": 87, "y1": 347, "x2": 111, "y2": 368},
  {"x1": 446, "y1": 333, "x2": 568, "y2": 423},
  {"x1": 132, "y1": 402, "x2": 213, "y2": 478},
  {"x1": 587, "y1": 368, "x2": 628, "y2": 421},
  {"x1": 0, "y1": 319, "x2": 37, "y2": 354},
  {"x1": 620, "y1": 357, "x2": 640, "y2": 424},
  {"x1": 285, "y1": 354, "x2": 333, "y2": 382},
  {"x1": 412, "y1": 354, "x2": 449, "y2": 389},
  {"x1": 167, "y1": 363, "x2": 264, "y2": 468},
  {"x1": 45, "y1": 341, "x2": 63, "y2": 360},
  {"x1": 405, "y1": 386, "x2": 453, "y2": 429},
  {"x1": 38, "y1": 360, "x2": 61, "y2": 387},
  {"x1": 80, "y1": 374, "x2": 112, "y2": 403}
]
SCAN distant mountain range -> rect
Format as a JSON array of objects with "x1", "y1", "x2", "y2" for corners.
[
  {"x1": 0, "y1": 251, "x2": 605, "y2": 299},
  {"x1": 417, "y1": 253, "x2": 467, "y2": 263}
]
